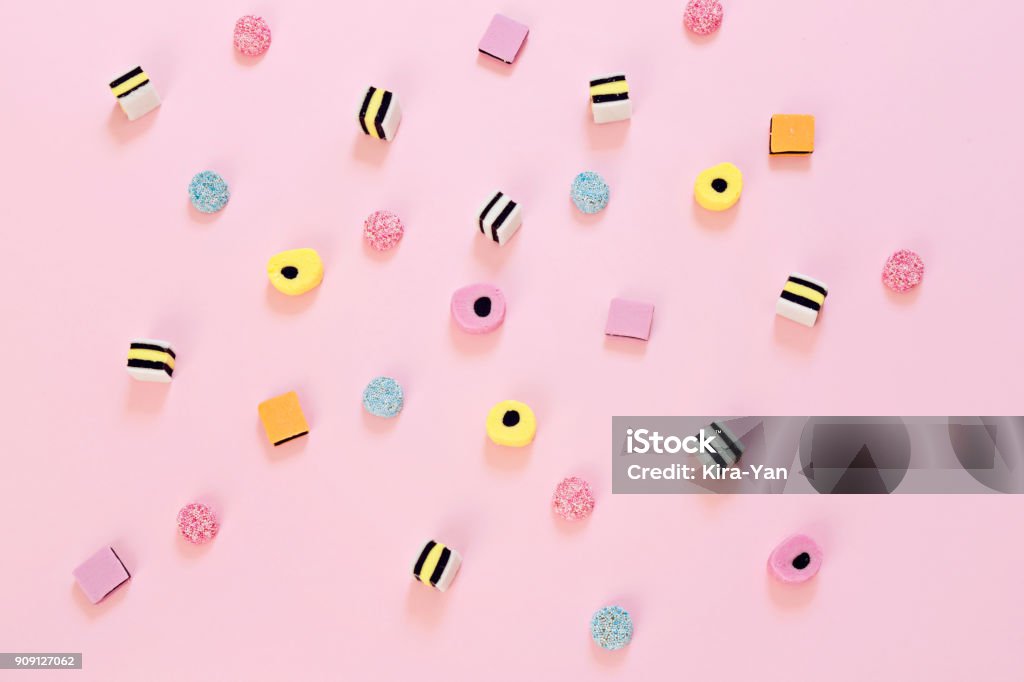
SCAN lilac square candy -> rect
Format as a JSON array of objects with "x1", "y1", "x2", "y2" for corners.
[
  {"x1": 478, "y1": 14, "x2": 529, "y2": 64},
  {"x1": 73, "y1": 547, "x2": 130, "y2": 604},
  {"x1": 605, "y1": 298, "x2": 654, "y2": 341}
]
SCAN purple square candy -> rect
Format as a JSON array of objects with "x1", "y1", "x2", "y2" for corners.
[
  {"x1": 478, "y1": 14, "x2": 529, "y2": 64},
  {"x1": 73, "y1": 547, "x2": 130, "y2": 604},
  {"x1": 605, "y1": 298, "x2": 654, "y2": 341}
]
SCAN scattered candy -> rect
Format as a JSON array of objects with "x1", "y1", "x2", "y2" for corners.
[
  {"x1": 768, "y1": 534, "x2": 823, "y2": 584},
  {"x1": 188, "y1": 171, "x2": 230, "y2": 214},
  {"x1": 770, "y1": 114, "x2": 815, "y2": 155},
  {"x1": 412, "y1": 540, "x2": 462, "y2": 592},
  {"x1": 694, "y1": 162, "x2": 742, "y2": 211},
  {"x1": 590, "y1": 73, "x2": 631, "y2": 124},
  {"x1": 591, "y1": 606, "x2": 633, "y2": 650},
  {"x1": 683, "y1": 0, "x2": 724, "y2": 35},
  {"x1": 363, "y1": 210, "x2": 404, "y2": 251},
  {"x1": 451, "y1": 283, "x2": 506, "y2": 334},
  {"x1": 109, "y1": 66, "x2": 161, "y2": 121},
  {"x1": 478, "y1": 13, "x2": 529, "y2": 64},
  {"x1": 478, "y1": 190, "x2": 523, "y2": 246},
  {"x1": 882, "y1": 249, "x2": 924, "y2": 292},
  {"x1": 605, "y1": 298, "x2": 654, "y2": 341},
  {"x1": 362, "y1": 376, "x2": 404, "y2": 418},
  {"x1": 177, "y1": 503, "x2": 219, "y2": 545},
  {"x1": 258, "y1": 391, "x2": 309, "y2": 446},
  {"x1": 776, "y1": 273, "x2": 828, "y2": 327},
  {"x1": 126, "y1": 339, "x2": 176, "y2": 383},
  {"x1": 267, "y1": 248, "x2": 324, "y2": 296},
  {"x1": 357, "y1": 86, "x2": 402, "y2": 141},
  {"x1": 571, "y1": 171, "x2": 610, "y2": 214},
  {"x1": 486, "y1": 400, "x2": 536, "y2": 447},
  {"x1": 233, "y1": 15, "x2": 272, "y2": 57},
  {"x1": 697, "y1": 421, "x2": 744, "y2": 469},
  {"x1": 73, "y1": 547, "x2": 130, "y2": 604},
  {"x1": 552, "y1": 477, "x2": 595, "y2": 520}
]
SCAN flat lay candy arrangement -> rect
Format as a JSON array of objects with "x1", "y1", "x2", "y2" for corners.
[
  {"x1": 77, "y1": 3, "x2": 930, "y2": 650},
  {"x1": 11, "y1": 1, "x2": 1021, "y2": 677}
]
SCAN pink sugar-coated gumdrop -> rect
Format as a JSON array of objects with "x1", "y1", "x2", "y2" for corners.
[
  {"x1": 363, "y1": 210, "x2": 405, "y2": 251},
  {"x1": 552, "y1": 476, "x2": 595, "y2": 521},
  {"x1": 882, "y1": 249, "x2": 925, "y2": 292},
  {"x1": 177, "y1": 503, "x2": 219, "y2": 545},
  {"x1": 768, "y1": 534, "x2": 822, "y2": 584},
  {"x1": 234, "y1": 15, "x2": 272, "y2": 57},
  {"x1": 684, "y1": 0, "x2": 724, "y2": 35}
]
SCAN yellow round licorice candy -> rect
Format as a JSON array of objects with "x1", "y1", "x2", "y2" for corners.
[
  {"x1": 694, "y1": 162, "x2": 743, "y2": 211},
  {"x1": 486, "y1": 400, "x2": 536, "y2": 447},
  {"x1": 267, "y1": 248, "x2": 323, "y2": 296}
]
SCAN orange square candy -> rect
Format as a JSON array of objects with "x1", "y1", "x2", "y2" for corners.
[
  {"x1": 258, "y1": 391, "x2": 309, "y2": 446},
  {"x1": 770, "y1": 114, "x2": 815, "y2": 155}
]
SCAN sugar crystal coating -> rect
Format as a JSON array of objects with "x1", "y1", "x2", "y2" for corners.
[
  {"x1": 362, "y1": 376, "x2": 404, "y2": 417},
  {"x1": 552, "y1": 476, "x2": 595, "y2": 520},
  {"x1": 684, "y1": 0, "x2": 724, "y2": 35},
  {"x1": 177, "y1": 503, "x2": 219, "y2": 544},
  {"x1": 571, "y1": 171, "x2": 610, "y2": 214},
  {"x1": 882, "y1": 249, "x2": 924, "y2": 292},
  {"x1": 234, "y1": 15, "x2": 272, "y2": 56},
  {"x1": 591, "y1": 605, "x2": 633, "y2": 650},
  {"x1": 363, "y1": 210, "x2": 405, "y2": 251},
  {"x1": 188, "y1": 171, "x2": 230, "y2": 213}
]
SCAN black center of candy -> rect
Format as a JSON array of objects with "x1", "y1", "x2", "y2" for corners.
[
  {"x1": 711, "y1": 178, "x2": 728, "y2": 193},
  {"x1": 502, "y1": 410, "x2": 520, "y2": 427},
  {"x1": 791, "y1": 552, "x2": 811, "y2": 570},
  {"x1": 281, "y1": 266, "x2": 299, "y2": 280},
  {"x1": 473, "y1": 296, "x2": 492, "y2": 317}
]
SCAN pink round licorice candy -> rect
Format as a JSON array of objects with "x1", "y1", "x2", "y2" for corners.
[
  {"x1": 684, "y1": 0, "x2": 724, "y2": 35},
  {"x1": 451, "y1": 283, "x2": 506, "y2": 334},
  {"x1": 363, "y1": 210, "x2": 404, "y2": 251},
  {"x1": 233, "y1": 15, "x2": 272, "y2": 57},
  {"x1": 177, "y1": 503, "x2": 219, "y2": 545},
  {"x1": 768, "y1": 534, "x2": 822, "y2": 584},
  {"x1": 882, "y1": 249, "x2": 924, "y2": 293},
  {"x1": 552, "y1": 476, "x2": 595, "y2": 520}
]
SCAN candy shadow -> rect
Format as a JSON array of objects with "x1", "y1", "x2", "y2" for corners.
[
  {"x1": 257, "y1": 417, "x2": 309, "y2": 459},
  {"x1": 448, "y1": 320, "x2": 502, "y2": 355},
  {"x1": 471, "y1": 229, "x2": 519, "y2": 269},
  {"x1": 585, "y1": 105, "x2": 630, "y2": 151},
  {"x1": 232, "y1": 46, "x2": 268, "y2": 67},
  {"x1": 569, "y1": 200, "x2": 606, "y2": 227},
  {"x1": 361, "y1": 238, "x2": 401, "y2": 262},
  {"x1": 71, "y1": 578, "x2": 131, "y2": 618},
  {"x1": 690, "y1": 200, "x2": 739, "y2": 230},
  {"x1": 683, "y1": 27, "x2": 720, "y2": 46},
  {"x1": 883, "y1": 283, "x2": 922, "y2": 306},
  {"x1": 552, "y1": 515, "x2": 589, "y2": 536},
  {"x1": 351, "y1": 135, "x2": 391, "y2": 168},
  {"x1": 768, "y1": 154, "x2": 812, "y2": 172},
  {"x1": 483, "y1": 436, "x2": 531, "y2": 472},
  {"x1": 361, "y1": 407, "x2": 400, "y2": 434},
  {"x1": 766, "y1": 571, "x2": 819, "y2": 609},
  {"x1": 602, "y1": 335, "x2": 649, "y2": 356},
  {"x1": 404, "y1": 579, "x2": 451, "y2": 629},
  {"x1": 174, "y1": 530, "x2": 215, "y2": 559},
  {"x1": 106, "y1": 104, "x2": 158, "y2": 144},
  {"x1": 123, "y1": 380, "x2": 170, "y2": 415},
  {"x1": 475, "y1": 34, "x2": 528, "y2": 76},
  {"x1": 186, "y1": 201, "x2": 223, "y2": 225},
  {"x1": 264, "y1": 283, "x2": 320, "y2": 315},
  {"x1": 772, "y1": 313, "x2": 822, "y2": 354}
]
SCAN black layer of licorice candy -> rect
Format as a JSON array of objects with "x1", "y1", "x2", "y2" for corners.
[
  {"x1": 490, "y1": 201, "x2": 516, "y2": 242},
  {"x1": 779, "y1": 290, "x2": 821, "y2": 311},
  {"x1": 109, "y1": 66, "x2": 144, "y2": 88},
  {"x1": 591, "y1": 92, "x2": 629, "y2": 104},
  {"x1": 272, "y1": 431, "x2": 308, "y2": 447},
  {"x1": 786, "y1": 276, "x2": 828, "y2": 296},
  {"x1": 429, "y1": 547, "x2": 451, "y2": 586},
  {"x1": 358, "y1": 87, "x2": 376, "y2": 135},
  {"x1": 127, "y1": 359, "x2": 173, "y2": 375},
  {"x1": 589, "y1": 74, "x2": 625, "y2": 87},
  {"x1": 478, "y1": 192, "x2": 503, "y2": 233},
  {"x1": 413, "y1": 540, "x2": 436, "y2": 580}
]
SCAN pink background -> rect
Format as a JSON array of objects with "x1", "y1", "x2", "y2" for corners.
[{"x1": 2, "y1": 0, "x2": 1024, "y2": 679}]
